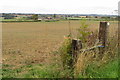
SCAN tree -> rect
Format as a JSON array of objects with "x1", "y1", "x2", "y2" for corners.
[
  {"x1": 77, "y1": 21, "x2": 91, "y2": 44},
  {"x1": 53, "y1": 14, "x2": 56, "y2": 19},
  {"x1": 4, "y1": 14, "x2": 15, "y2": 19},
  {"x1": 32, "y1": 14, "x2": 38, "y2": 21}
]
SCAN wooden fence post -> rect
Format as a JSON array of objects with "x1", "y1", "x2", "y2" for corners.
[
  {"x1": 71, "y1": 39, "x2": 82, "y2": 67},
  {"x1": 98, "y1": 22, "x2": 109, "y2": 59}
]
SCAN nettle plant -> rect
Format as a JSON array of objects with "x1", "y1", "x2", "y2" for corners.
[
  {"x1": 60, "y1": 37, "x2": 72, "y2": 69},
  {"x1": 77, "y1": 21, "x2": 91, "y2": 47}
]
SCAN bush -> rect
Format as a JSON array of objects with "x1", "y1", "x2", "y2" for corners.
[
  {"x1": 59, "y1": 37, "x2": 72, "y2": 69},
  {"x1": 77, "y1": 21, "x2": 91, "y2": 47}
]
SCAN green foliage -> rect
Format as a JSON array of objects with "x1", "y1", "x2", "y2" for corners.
[
  {"x1": 2, "y1": 68, "x2": 23, "y2": 78},
  {"x1": 53, "y1": 14, "x2": 56, "y2": 19},
  {"x1": 78, "y1": 60, "x2": 118, "y2": 78},
  {"x1": 2, "y1": 63, "x2": 73, "y2": 78},
  {"x1": 77, "y1": 21, "x2": 91, "y2": 44},
  {"x1": 59, "y1": 38, "x2": 72, "y2": 69},
  {"x1": 23, "y1": 65, "x2": 59, "y2": 78},
  {"x1": 23, "y1": 64, "x2": 73, "y2": 78},
  {"x1": 32, "y1": 14, "x2": 38, "y2": 21}
]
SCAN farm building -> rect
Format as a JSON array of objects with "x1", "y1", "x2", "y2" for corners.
[
  {"x1": 79, "y1": 16, "x2": 87, "y2": 18},
  {"x1": 37, "y1": 18, "x2": 42, "y2": 21}
]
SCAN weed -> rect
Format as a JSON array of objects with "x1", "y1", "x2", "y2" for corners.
[
  {"x1": 59, "y1": 36, "x2": 72, "y2": 69},
  {"x1": 77, "y1": 21, "x2": 91, "y2": 45}
]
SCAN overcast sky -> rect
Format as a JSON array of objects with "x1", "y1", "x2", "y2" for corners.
[{"x1": 0, "y1": 0, "x2": 119, "y2": 15}]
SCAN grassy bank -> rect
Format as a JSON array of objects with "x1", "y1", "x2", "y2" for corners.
[{"x1": 77, "y1": 59, "x2": 118, "y2": 78}]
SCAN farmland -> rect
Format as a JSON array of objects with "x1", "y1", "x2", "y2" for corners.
[{"x1": 2, "y1": 20, "x2": 118, "y2": 78}]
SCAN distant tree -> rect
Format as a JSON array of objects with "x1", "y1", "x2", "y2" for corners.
[
  {"x1": 53, "y1": 14, "x2": 56, "y2": 19},
  {"x1": 4, "y1": 14, "x2": 15, "y2": 19},
  {"x1": 32, "y1": 14, "x2": 38, "y2": 21}
]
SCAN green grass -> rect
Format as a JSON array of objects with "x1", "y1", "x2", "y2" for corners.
[
  {"x1": 22, "y1": 64, "x2": 60, "y2": 78},
  {"x1": 2, "y1": 63, "x2": 73, "y2": 78},
  {"x1": 3, "y1": 58, "x2": 117, "y2": 78},
  {"x1": 67, "y1": 17, "x2": 117, "y2": 21},
  {"x1": 2, "y1": 48, "x2": 118, "y2": 78},
  {"x1": 22, "y1": 64, "x2": 73, "y2": 78},
  {"x1": 78, "y1": 59, "x2": 118, "y2": 78}
]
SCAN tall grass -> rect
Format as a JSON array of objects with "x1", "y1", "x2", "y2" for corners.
[
  {"x1": 77, "y1": 59, "x2": 118, "y2": 78},
  {"x1": 74, "y1": 21, "x2": 118, "y2": 78}
]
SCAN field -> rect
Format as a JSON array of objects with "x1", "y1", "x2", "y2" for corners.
[{"x1": 2, "y1": 21, "x2": 118, "y2": 78}]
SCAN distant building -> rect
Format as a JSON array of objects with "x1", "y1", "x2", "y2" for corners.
[
  {"x1": 79, "y1": 16, "x2": 87, "y2": 18},
  {"x1": 46, "y1": 17, "x2": 52, "y2": 19},
  {"x1": 38, "y1": 18, "x2": 42, "y2": 21}
]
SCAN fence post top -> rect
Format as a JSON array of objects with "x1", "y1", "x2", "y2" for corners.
[
  {"x1": 100, "y1": 22, "x2": 110, "y2": 26},
  {"x1": 107, "y1": 22, "x2": 110, "y2": 26}
]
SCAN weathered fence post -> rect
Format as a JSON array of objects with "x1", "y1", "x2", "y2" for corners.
[
  {"x1": 98, "y1": 22, "x2": 109, "y2": 59},
  {"x1": 71, "y1": 39, "x2": 82, "y2": 67}
]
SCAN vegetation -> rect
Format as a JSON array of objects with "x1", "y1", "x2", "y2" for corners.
[
  {"x1": 59, "y1": 20, "x2": 118, "y2": 78},
  {"x1": 2, "y1": 20, "x2": 118, "y2": 78},
  {"x1": 77, "y1": 21, "x2": 91, "y2": 44},
  {"x1": 78, "y1": 59, "x2": 118, "y2": 78},
  {"x1": 59, "y1": 37, "x2": 72, "y2": 69},
  {"x1": 53, "y1": 14, "x2": 56, "y2": 19},
  {"x1": 32, "y1": 14, "x2": 38, "y2": 21}
]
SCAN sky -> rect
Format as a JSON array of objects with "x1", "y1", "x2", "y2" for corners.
[{"x1": 0, "y1": 0, "x2": 119, "y2": 15}]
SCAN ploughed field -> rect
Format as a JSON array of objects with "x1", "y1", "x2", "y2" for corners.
[{"x1": 2, "y1": 21, "x2": 118, "y2": 69}]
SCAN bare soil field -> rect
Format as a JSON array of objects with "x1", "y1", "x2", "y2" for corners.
[{"x1": 2, "y1": 21, "x2": 118, "y2": 70}]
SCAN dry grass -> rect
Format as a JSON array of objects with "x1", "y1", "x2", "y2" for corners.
[{"x1": 74, "y1": 21, "x2": 118, "y2": 77}]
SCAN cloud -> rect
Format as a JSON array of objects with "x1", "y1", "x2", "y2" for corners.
[{"x1": 0, "y1": 0, "x2": 119, "y2": 14}]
